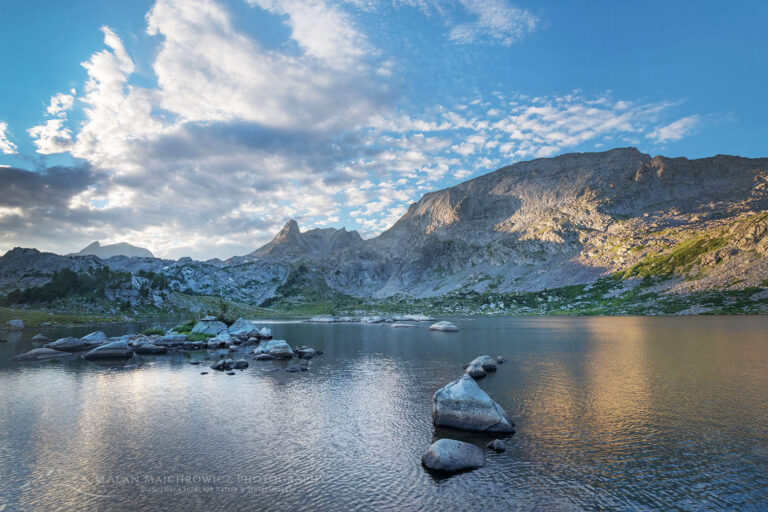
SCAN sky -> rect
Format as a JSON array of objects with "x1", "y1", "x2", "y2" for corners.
[{"x1": 0, "y1": 0, "x2": 766, "y2": 260}]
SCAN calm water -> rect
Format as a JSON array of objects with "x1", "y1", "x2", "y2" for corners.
[{"x1": 1, "y1": 316, "x2": 767, "y2": 511}]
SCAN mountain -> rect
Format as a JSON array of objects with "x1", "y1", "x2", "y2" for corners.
[
  {"x1": 323, "y1": 147, "x2": 768, "y2": 297},
  {"x1": 72, "y1": 241, "x2": 154, "y2": 259},
  {"x1": 3, "y1": 148, "x2": 768, "y2": 316},
  {"x1": 231, "y1": 220, "x2": 363, "y2": 263}
]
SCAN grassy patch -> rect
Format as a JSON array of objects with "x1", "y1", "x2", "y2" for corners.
[
  {"x1": 619, "y1": 235, "x2": 727, "y2": 279},
  {"x1": 0, "y1": 306, "x2": 120, "y2": 328}
]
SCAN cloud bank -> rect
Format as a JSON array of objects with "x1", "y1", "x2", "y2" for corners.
[{"x1": 4, "y1": 0, "x2": 703, "y2": 259}]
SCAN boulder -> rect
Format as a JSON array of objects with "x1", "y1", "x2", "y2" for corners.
[
  {"x1": 82, "y1": 331, "x2": 108, "y2": 342},
  {"x1": 202, "y1": 315, "x2": 217, "y2": 321},
  {"x1": 191, "y1": 319, "x2": 227, "y2": 336},
  {"x1": 184, "y1": 341, "x2": 207, "y2": 350},
  {"x1": 227, "y1": 318, "x2": 260, "y2": 337},
  {"x1": 234, "y1": 359, "x2": 249, "y2": 369},
  {"x1": 421, "y1": 439, "x2": 485, "y2": 473},
  {"x1": 432, "y1": 374, "x2": 515, "y2": 433},
  {"x1": 429, "y1": 321, "x2": 459, "y2": 332},
  {"x1": 496, "y1": 356, "x2": 505, "y2": 364},
  {"x1": 469, "y1": 355, "x2": 497, "y2": 372},
  {"x1": 31, "y1": 333, "x2": 51, "y2": 343},
  {"x1": 135, "y1": 343, "x2": 167, "y2": 355},
  {"x1": 45, "y1": 336, "x2": 101, "y2": 352},
  {"x1": 254, "y1": 339, "x2": 294, "y2": 359},
  {"x1": 296, "y1": 347, "x2": 317, "y2": 359},
  {"x1": 84, "y1": 340, "x2": 134, "y2": 360},
  {"x1": 486, "y1": 439, "x2": 506, "y2": 453},
  {"x1": 465, "y1": 361, "x2": 487, "y2": 379},
  {"x1": 254, "y1": 353, "x2": 275, "y2": 361},
  {"x1": 258, "y1": 327, "x2": 272, "y2": 339},
  {"x1": 211, "y1": 358, "x2": 234, "y2": 371},
  {"x1": 12, "y1": 348, "x2": 71, "y2": 361},
  {"x1": 6, "y1": 319, "x2": 24, "y2": 330},
  {"x1": 207, "y1": 339, "x2": 222, "y2": 349},
  {"x1": 286, "y1": 366, "x2": 300, "y2": 373},
  {"x1": 156, "y1": 334, "x2": 188, "y2": 346}
]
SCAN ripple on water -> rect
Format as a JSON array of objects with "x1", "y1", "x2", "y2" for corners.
[{"x1": 1, "y1": 316, "x2": 767, "y2": 511}]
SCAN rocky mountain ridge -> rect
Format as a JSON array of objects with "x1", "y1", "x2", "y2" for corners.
[
  {"x1": 3, "y1": 148, "x2": 768, "y2": 315},
  {"x1": 70, "y1": 241, "x2": 154, "y2": 259}
]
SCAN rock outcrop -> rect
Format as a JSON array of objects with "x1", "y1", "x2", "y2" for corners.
[{"x1": 432, "y1": 374, "x2": 515, "y2": 433}]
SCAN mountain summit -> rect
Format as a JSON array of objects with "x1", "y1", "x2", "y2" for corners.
[
  {"x1": 247, "y1": 220, "x2": 363, "y2": 262},
  {"x1": 72, "y1": 241, "x2": 154, "y2": 259}
]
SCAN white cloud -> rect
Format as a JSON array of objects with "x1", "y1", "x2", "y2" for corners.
[
  {"x1": 46, "y1": 92, "x2": 76, "y2": 117},
  {"x1": 647, "y1": 115, "x2": 701, "y2": 143},
  {"x1": 0, "y1": 122, "x2": 17, "y2": 154},
  {"x1": 6, "y1": 0, "x2": 703, "y2": 258},
  {"x1": 449, "y1": 0, "x2": 538, "y2": 45},
  {"x1": 27, "y1": 119, "x2": 74, "y2": 154}
]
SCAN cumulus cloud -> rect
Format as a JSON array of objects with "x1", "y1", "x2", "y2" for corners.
[
  {"x1": 647, "y1": 115, "x2": 701, "y2": 143},
  {"x1": 0, "y1": 122, "x2": 17, "y2": 154},
  {"x1": 6, "y1": 0, "x2": 703, "y2": 259},
  {"x1": 46, "y1": 91, "x2": 76, "y2": 117},
  {"x1": 27, "y1": 119, "x2": 74, "y2": 154}
]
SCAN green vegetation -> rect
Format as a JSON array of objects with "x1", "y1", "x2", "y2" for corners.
[
  {"x1": 141, "y1": 327, "x2": 166, "y2": 335},
  {"x1": 0, "y1": 306, "x2": 119, "y2": 328},
  {"x1": 620, "y1": 235, "x2": 727, "y2": 279}
]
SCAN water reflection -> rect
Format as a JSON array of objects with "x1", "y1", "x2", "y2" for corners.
[{"x1": 1, "y1": 317, "x2": 767, "y2": 510}]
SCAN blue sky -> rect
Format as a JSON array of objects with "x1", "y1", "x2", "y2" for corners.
[{"x1": 1, "y1": 0, "x2": 766, "y2": 259}]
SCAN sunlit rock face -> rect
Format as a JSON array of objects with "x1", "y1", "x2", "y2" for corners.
[{"x1": 2, "y1": 148, "x2": 768, "y2": 308}]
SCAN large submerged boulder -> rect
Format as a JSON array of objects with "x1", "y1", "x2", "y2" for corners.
[
  {"x1": 45, "y1": 337, "x2": 102, "y2": 352},
  {"x1": 429, "y1": 321, "x2": 459, "y2": 332},
  {"x1": 421, "y1": 439, "x2": 485, "y2": 473},
  {"x1": 12, "y1": 348, "x2": 71, "y2": 361},
  {"x1": 84, "y1": 340, "x2": 134, "y2": 360},
  {"x1": 258, "y1": 327, "x2": 272, "y2": 339},
  {"x1": 191, "y1": 319, "x2": 227, "y2": 336},
  {"x1": 254, "y1": 339, "x2": 294, "y2": 359},
  {"x1": 432, "y1": 374, "x2": 515, "y2": 433}
]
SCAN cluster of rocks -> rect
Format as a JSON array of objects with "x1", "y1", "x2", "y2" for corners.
[
  {"x1": 308, "y1": 314, "x2": 435, "y2": 324},
  {"x1": 11, "y1": 317, "x2": 275, "y2": 365},
  {"x1": 249, "y1": 339, "x2": 322, "y2": 372},
  {"x1": 421, "y1": 354, "x2": 512, "y2": 474}
]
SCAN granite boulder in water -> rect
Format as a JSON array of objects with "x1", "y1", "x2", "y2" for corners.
[
  {"x1": 421, "y1": 439, "x2": 485, "y2": 473},
  {"x1": 12, "y1": 348, "x2": 71, "y2": 361},
  {"x1": 429, "y1": 321, "x2": 459, "y2": 332},
  {"x1": 432, "y1": 374, "x2": 515, "y2": 433},
  {"x1": 45, "y1": 336, "x2": 102, "y2": 352},
  {"x1": 84, "y1": 340, "x2": 134, "y2": 360}
]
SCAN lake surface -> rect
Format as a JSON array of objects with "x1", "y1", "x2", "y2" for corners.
[{"x1": 1, "y1": 316, "x2": 767, "y2": 511}]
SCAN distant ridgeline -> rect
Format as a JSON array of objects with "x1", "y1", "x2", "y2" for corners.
[
  {"x1": 2, "y1": 148, "x2": 768, "y2": 316},
  {"x1": 70, "y1": 241, "x2": 154, "y2": 259}
]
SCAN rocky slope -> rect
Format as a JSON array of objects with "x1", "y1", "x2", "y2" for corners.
[
  {"x1": 71, "y1": 241, "x2": 154, "y2": 259},
  {"x1": 3, "y1": 148, "x2": 768, "y2": 315}
]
